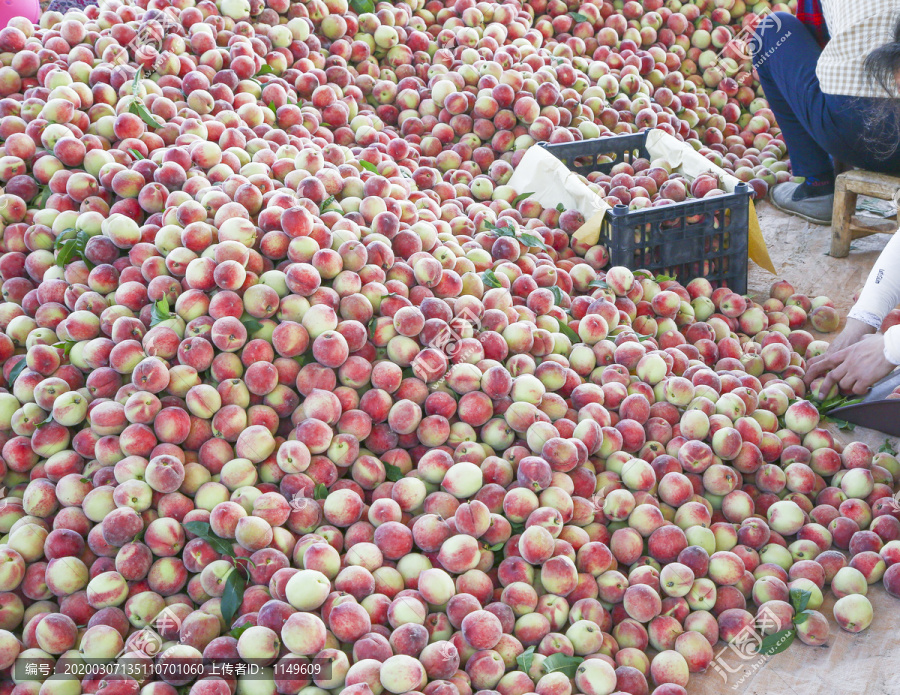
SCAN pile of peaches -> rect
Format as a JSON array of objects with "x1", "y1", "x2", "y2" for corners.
[{"x1": 0, "y1": 2, "x2": 893, "y2": 695}]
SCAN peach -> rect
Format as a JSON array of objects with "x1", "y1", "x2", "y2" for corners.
[
  {"x1": 673, "y1": 630, "x2": 713, "y2": 672},
  {"x1": 234, "y1": 516, "x2": 274, "y2": 552},
  {"x1": 438, "y1": 535, "x2": 481, "y2": 574},
  {"x1": 145, "y1": 455, "x2": 186, "y2": 493},
  {"x1": 329, "y1": 601, "x2": 372, "y2": 643},
  {"x1": 35, "y1": 613, "x2": 78, "y2": 654},
  {"x1": 0, "y1": 628, "x2": 20, "y2": 669},
  {"x1": 833, "y1": 594, "x2": 873, "y2": 633},
  {"x1": 80, "y1": 624, "x2": 125, "y2": 659},
  {"x1": 461, "y1": 610, "x2": 503, "y2": 650},
  {"x1": 767, "y1": 500, "x2": 805, "y2": 535},
  {"x1": 573, "y1": 658, "x2": 616, "y2": 695},
  {"x1": 236, "y1": 625, "x2": 281, "y2": 665},
  {"x1": 45, "y1": 557, "x2": 89, "y2": 597},
  {"x1": 795, "y1": 609, "x2": 830, "y2": 645},
  {"x1": 235, "y1": 425, "x2": 277, "y2": 463},
  {"x1": 282, "y1": 611, "x2": 327, "y2": 655},
  {"x1": 86, "y1": 571, "x2": 129, "y2": 609},
  {"x1": 623, "y1": 584, "x2": 662, "y2": 623},
  {"x1": 883, "y1": 563, "x2": 900, "y2": 598},
  {"x1": 285, "y1": 570, "x2": 331, "y2": 610},
  {"x1": 101, "y1": 507, "x2": 144, "y2": 547},
  {"x1": 179, "y1": 610, "x2": 221, "y2": 652},
  {"x1": 380, "y1": 654, "x2": 426, "y2": 694}
]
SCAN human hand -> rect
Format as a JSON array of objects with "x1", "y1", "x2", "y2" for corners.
[
  {"x1": 804, "y1": 333, "x2": 897, "y2": 397},
  {"x1": 823, "y1": 318, "x2": 877, "y2": 356}
]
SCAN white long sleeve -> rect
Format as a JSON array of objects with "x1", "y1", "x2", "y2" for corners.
[
  {"x1": 847, "y1": 232, "x2": 900, "y2": 328},
  {"x1": 885, "y1": 326, "x2": 900, "y2": 365}
]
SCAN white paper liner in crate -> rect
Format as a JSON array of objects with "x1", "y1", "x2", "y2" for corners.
[{"x1": 507, "y1": 129, "x2": 774, "y2": 273}]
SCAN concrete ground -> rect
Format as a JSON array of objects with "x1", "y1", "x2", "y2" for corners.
[{"x1": 690, "y1": 203, "x2": 900, "y2": 695}]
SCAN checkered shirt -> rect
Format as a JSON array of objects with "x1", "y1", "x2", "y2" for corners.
[{"x1": 817, "y1": 0, "x2": 900, "y2": 98}]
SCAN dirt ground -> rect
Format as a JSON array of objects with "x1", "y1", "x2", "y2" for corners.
[
  {"x1": 747, "y1": 201, "x2": 892, "y2": 314},
  {"x1": 689, "y1": 203, "x2": 900, "y2": 695}
]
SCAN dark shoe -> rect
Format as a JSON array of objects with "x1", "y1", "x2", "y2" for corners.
[{"x1": 770, "y1": 182, "x2": 833, "y2": 225}]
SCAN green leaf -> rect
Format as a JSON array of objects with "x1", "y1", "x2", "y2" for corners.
[
  {"x1": 229, "y1": 624, "x2": 253, "y2": 639},
  {"x1": 817, "y1": 396, "x2": 864, "y2": 415},
  {"x1": 818, "y1": 396, "x2": 846, "y2": 410},
  {"x1": 267, "y1": 102, "x2": 277, "y2": 115},
  {"x1": 150, "y1": 297, "x2": 173, "y2": 328},
  {"x1": 72, "y1": 230, "x2": 94, "y2": 269},
  {"x1": 655, "y1": 274, "x2": 677, "y2": 282},
  {"x1": 34, "y1": 185, "x2": 52, "y2": 207},
  {"x1": 556, "y1": 203, "x2": 566, "y2": 213},
  {"x1": 488, "y1": 542, "x2": 505, "y2": 552},
  {"x1": 589, "y1": 279, "x2": 608, "y2": 289},
  {"x1": 201, "y1": 532, "x2": 231, "y2": 553},
  {"x1": 486, "y1": 220, "x2": 516, "y2": 237},
  {"x1": 513, "y1": 191, "x2": 534, "y2": 205},
  {"x1": 56, "y1": 238, "x2": 77, "y2": 267},
  {"x1": 243, "y1": 318, "x2": 264, "y2": 334},
  {"x1": 789, "y1": 588, "x2": 812, "y2": 613},
  {"x1": 569, "y1": 11, "x2": 590, "y2": 23},
  {"x1": 54, "y1": 229, "x2": 76, "y2": 248},
  {"x1": 221, "y1": 569, "x2": 245, "y2": 626},
  {"x1": 313, "y1": 483, "x2": 328, "y2": 500},
  {"x1": 7, "y1": 358, "x2": 26, "y2": 386},
  {"x1": 256, "y1": 64, "x2": 275, "y2": 76},
  {"x1": 36, "y1": 414, "x2": 54, "y2": 429},
  {"x1": 384, "y1": 463, "x2": 403, "y2": 482},
  {"x1": 793, "y1": 610, "x2": 813, "y2": 626},
  {"x1": 542, "y1": 654, "x2": 584, "y2": 678},
  {"x1": 481, "y1": 269, "x2": 503, "y2": 289},
  {"x1": 184, "y1": 521, "x2": 212, "y2": 536},
  {"x1": 519, "y1": 232, "x2": 549, "y2": 250},
  {"x1": 129, "y1": 100, "x2": 160, "y2": 129},
  {"x1": 549, "y1": 286, "x2": 564, "y2": 306},
  {"x1": 879, "y1": 441, "x2": 897, "y2": 456},
  {"x1": 349, "y1": 0, "x2": 375, "y2": 13},
  {"x1": 825, "y1": 417, "x2": 855, "y2": 431},
  {"x1": 359, "y1": 160, "x2": 378, "y2": 173},
  {"x1": 755, "y1": 628, "x2": 796, "y2": 656},
  {"x1": 184, "y1": 521, "x2": 234, "y2": 555},
  {"x1": 128, "y1": 148, "x2": 145, "y2": 160},
  {"x1": 558, "y1": 322, "x2": 579, "y2": 343},
  {"x1": 52, "y1": 341, "x2": 77, "y2": 357},
  {"x1": 319, "y1": 195, "x2": 336, "y2": 213},
  {"x1": 516, "y1": 646, "x2": 535, "y2": 674}
]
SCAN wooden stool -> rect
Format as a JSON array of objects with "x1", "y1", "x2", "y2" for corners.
[{"x1": 831, "y1": 170, "x2": 900, "y2": 257}]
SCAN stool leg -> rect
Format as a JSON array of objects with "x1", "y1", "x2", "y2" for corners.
[{"x1": 830, "y1": 181, "x2": 856, "y2": 257}]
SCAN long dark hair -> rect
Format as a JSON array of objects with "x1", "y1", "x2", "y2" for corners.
[
  {"x1": 865, "y1": 15, "x2": 900, "y2": 94},
  {"x1": 864, "y1": 15, "x2": 900, "y2": 159}
]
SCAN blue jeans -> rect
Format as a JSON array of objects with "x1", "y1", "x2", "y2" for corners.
[{"x1": 752, "y1": 12, "x2": 900, "y2": 177}]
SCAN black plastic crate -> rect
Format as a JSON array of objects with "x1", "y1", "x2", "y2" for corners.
[{"x1": 540, "y1": 133, "x2": 750, "y2": 295}]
